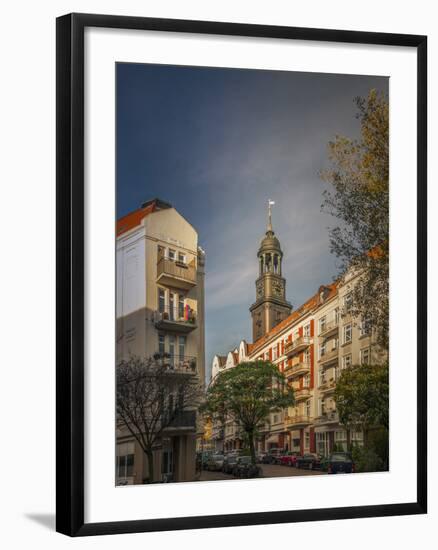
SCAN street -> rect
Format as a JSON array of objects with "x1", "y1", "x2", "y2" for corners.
[{"x1": 200, "y1": 463, "x2": 326, "y2": 481}]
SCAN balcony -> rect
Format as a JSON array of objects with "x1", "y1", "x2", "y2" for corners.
[
  {"x1": 163, "y1": 410, "x2": 197, "y2": 432},
  {"x1": 154, "y1": 306, "x2": 197, "y2": 334},
  {"x1": 157, "y1": 256, "x2": 196, "y2": 290},
  {"x1": 319, "y1": 378, "x2": 336, "y2": 394},
  {"x1": 284, "y1": 335, "x2": 312, "y2": 357},
  {"x1": 284, "y1": 361, "x2": 311, "y2": 378},
  {"x1": 294, "y1": 387, "x2": 311, "y2": 402},
  {"x1": 318, "y1": 320, "x2": 339, "y2": 339},
  {"x1": 318, "y1": 347, "x2": 339, "y2": 365},
  {"x1": 154, "y1": 354, "x2": 198, "y2": 375},
  {"x1": 314, "y1": 410, "x2": 338, "y2": 425},
  {"x1": 284, "y1": 414, "x2": 313, "y2": 428}
]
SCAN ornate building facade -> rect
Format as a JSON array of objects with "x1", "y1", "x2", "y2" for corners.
[{"x1": 210, "y1": 203, "x2": 386, "y2": 456}]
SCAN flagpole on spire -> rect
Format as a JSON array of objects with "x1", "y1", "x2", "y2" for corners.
[{"x1": 267, "y1": 199, "x2": 275, "y2": 232}]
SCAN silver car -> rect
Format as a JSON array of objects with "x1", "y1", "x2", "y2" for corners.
[{"x1": 207, "y1": 453, "x2": 225, "y2": 471}]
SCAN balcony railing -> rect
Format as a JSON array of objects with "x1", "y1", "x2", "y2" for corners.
[
  {"x1": 294, "y1": 387, "x2": 311, "y2": 401},
  {"x1": 318, "y1": 319, "x2": 339, "y2": 338},
  {"x1": 318, "y1": 347, "x2": 339, "y2": 365},
  {"x1": 314, "y1": 410, "x2": 338, "y2": 425},
  {"x1": 284, "y1": 336, "x2": 312, "y2": 357},
  {"x1": 154, "y1": 353, "x2": 198, "y2": 374},
  {"x1": 154, "y1": 306, "x2": 197, "y2": 333},
  {"x1": 319, "y1": 378, "x2": 336, "y2": 393},
  {"x1": 163, "y1": 410, "x2": 197, "y2": 430},
  {"x1": 284, "y1": 414, "x2": 313, "y2": 427},
  {"x1": 157, "y1": 256, "x2": 196, "y2": 289},
  {"x1": 284, "y1": 361, "x2": 311, "y2": 378}
]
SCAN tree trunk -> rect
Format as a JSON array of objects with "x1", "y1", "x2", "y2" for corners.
[
  {"x1": 247, "y1": 430, "x2": 256, "y2": 465},
  {"x1": 146, "y1": 448, "x2": 154, "y2": 483}
]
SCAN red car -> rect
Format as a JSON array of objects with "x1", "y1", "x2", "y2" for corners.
[{"x1": 279, "y1": 451, "x2": 300, "y2": 467}]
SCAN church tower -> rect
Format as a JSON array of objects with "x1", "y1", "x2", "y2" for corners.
[{"x1": 249, "y1": 201, "x2": 292, "y2": 342}]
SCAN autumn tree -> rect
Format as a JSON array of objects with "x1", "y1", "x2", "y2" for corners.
[
  {"x1": 201, "y1": 361, "x2": 295, "y2": 465},
  {"x1": 321, "y1": 89, "x2": 389, "y2": 348},
  {"x1": 116, "y1": 356, "x2": 204, "y2": 483},
  {"x1": 334, "y1": 362, "x2": 389, "y2": 447}
]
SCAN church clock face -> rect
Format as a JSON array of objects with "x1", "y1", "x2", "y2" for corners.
[
  {"x1": 256, "y1": 280, "x2": 264, "y2": 299},
  {"x1": 272, "y1": 279, "x2": 284, "y2": 297}
]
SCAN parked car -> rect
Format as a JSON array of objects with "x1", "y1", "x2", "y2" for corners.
[
  {"x1": 262, "y1": 448, "x2": 285, "y2": 464},
  {"x1": 296, "y1": 453, "x2": 321, "y2": 470},
  {"x1": 207, "y1": 453, "x2": 225, "y2": 471},
  {"x1": 279, "y1": 451, "x2": 300, "y2": 467},
  {"x1": 321, "y1": 452, "x2": 355, "y2": 474},
  {"x1": 222, "y1": 454, "x2": 239, "y2": 474},
  {"x1": 256, "y1": 452, "x2": 268, "y2": 463},
  {"x1": 232, "y1": 456, "x2": 262, "y2": 478}
]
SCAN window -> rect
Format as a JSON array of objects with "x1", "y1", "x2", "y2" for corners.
[
  {"x1": 360, "y1": 348, "x2": 370, "y2": 365},
  {"x1": 158, "y1": 288, "x2": 165, "y2": 313},
  {"x1": 344, "y1": 292, "x2": 353, "y2": 312},
  {"x1": 334, "y1": 307, "x2": 340, "y2": 325},
  {"x1": 319, "y1": 316, "x2": 326, "y2": 334},
  {"x1": 303, "y1": 374, "x2": 310, "y2": 388},
  {"x1": 306, "y1": 399, "x2": 311, "y2": 417},
  {"x1": 158, "y1": 334, "x2": 165, "y2": 355},
  {"x1": 169, "y1": 292, "x2": 176, "y2": 320},
  {"x1": 351, "y1": 430, "x2": 364, "y2": 446},
  {"x1": 343, "y1": 323, "x2": 352, "y2": 344},
  {"x1": 304, "y1": 323, "x2": 311, "y2": 337},
  {"x1": 316, "y1": 432, "x2": 329, "y2": 456},
  {"x1": 321, "y1": 399, "x2": 326, "y2": 416},
  {"x1": 304, "y1": 432, "x2": 310, "y2": 449},
  {"x1": 272, "y1": 346, "x2": 278, "y2": 360},
  {"x1": 178, "y1": 335, "x2": 186, "y2": 360},
  {"x1": 360, "y1": 317, "x2": 371, "y2": 337},
  {"x1": 319, "y1": 341, "x2": 326, "y2": 358},
  {"x1": 318, "y1": 367, "x2": 326, "y2": 386},
  {"x1": 168, "y1": 248, "x2": 176, "y2": 261},
  {"x1": 273, "y1": 414, "x2": 279, "y2": 424},
  {"x1": 168, "y1": 335, "x2": 175, "y2": 365},
  {"x1": 117, "y1": 442, "x2": 135, "y2": 479},
  {"x1": 304, "y1": 348, "x2": 311, "y2": 364},
  {"x1": 334, "y1": 430, "x2": 348, "y2": 451},
  {"x1": 342, "y1": 354, "x2": 352, "y2": 369},
  {"x1": 178, "y1": 295, "x2": 185, "y2": 319},
  {"x1": 177, "y1": 251, "x2": 186, "y2": 264}
]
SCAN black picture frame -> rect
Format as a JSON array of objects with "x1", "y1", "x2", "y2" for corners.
[{"x1": 56, "y1": 12, "x2": 427, "y2": 537}]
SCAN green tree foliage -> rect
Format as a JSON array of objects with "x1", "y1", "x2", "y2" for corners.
[
  {"x1": 201, "y1": 361, "x2": 295, "y2": 464},
  {"x1": 334, "y1": 362, "x2": 389, "y2": 444},
  {"x1": 321, "y1": 89, "x2": 389, "y2": 348}
]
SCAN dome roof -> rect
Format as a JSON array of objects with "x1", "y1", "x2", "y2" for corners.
[{"x1": 259, "y1": 229, "x2": 282, "y2": 254}]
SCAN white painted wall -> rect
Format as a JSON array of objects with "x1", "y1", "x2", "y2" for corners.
[{"x1": 116, "y1": 227, "x2": 146, "y2": 319}]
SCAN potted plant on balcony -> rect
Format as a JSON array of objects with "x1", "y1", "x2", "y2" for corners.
[
  {"x1": 189, "y1": 359, "x2": 196, "y2": 372},
  {"x1": 162, "y1": 311, "x2": 169, "y2": 320},
  {"x1": 153, "y1": 352, "x2": 162, "y2": 361}
]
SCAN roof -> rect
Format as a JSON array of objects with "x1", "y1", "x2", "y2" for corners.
[{"x1": 116, "y1": 198, "x2": 172, "y2": 237}]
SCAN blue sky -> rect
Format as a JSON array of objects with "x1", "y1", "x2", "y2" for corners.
[{"x1": 116, "y1": 63, "x2": 388, "y2": 375}]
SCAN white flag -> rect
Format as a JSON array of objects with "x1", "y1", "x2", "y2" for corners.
[{"x1": 268, "y1": 200, "x2": 275, "y2": 206}]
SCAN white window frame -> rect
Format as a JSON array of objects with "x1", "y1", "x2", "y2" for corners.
[
  {"x1": 360, "y1": 347, "x2": 370, "y2": 365},
  {"x1": 319, "y1": 316, "x2": 326, "y2": 334},
  {"x1": 342, "y1": 354, "x2": 352, "y2": 369},
  {"x1": 343, "y1": 323, "x2": 352, "y2": 344}
]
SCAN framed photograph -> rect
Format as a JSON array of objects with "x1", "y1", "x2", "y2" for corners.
[{"x1": 56, "y1": 13, "x2": 427, "y2": 536}]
